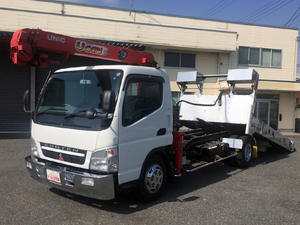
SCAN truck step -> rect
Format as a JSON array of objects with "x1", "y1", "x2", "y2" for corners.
[{"x1": 184, "y1": 152, "x2": 237, "y2": 173}]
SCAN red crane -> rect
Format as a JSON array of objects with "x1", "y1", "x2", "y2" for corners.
[{"x1": 10, "y1": 28, "x2": 156, "y2": 67}]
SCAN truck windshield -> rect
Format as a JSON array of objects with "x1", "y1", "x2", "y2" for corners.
[{"x1": 36, "y1": 69, "x2": 123, "y2": 117}]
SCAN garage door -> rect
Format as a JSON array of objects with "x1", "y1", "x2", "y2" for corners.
[{"x1": 0, "y1": 40, "x2": 31, "y2": 134}]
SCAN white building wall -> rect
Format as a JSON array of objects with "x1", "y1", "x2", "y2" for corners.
[
  {"x1": 227, "y1": 24, "x2": 298, "y2": 81},
  {"x1": 0, "y1": 0, "x2": 237, "y2": 51},
  {"x1": 0, "y1": 0, "x2": 299, "y2": 131}
]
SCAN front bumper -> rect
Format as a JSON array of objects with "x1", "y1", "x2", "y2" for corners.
[{"x1": 25, "y1": 156, "x2": 115, "y2": 200}]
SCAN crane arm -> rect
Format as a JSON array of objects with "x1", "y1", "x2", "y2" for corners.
[{"x1": 10, "y1": 28, "x2": 156, "y2": 67}]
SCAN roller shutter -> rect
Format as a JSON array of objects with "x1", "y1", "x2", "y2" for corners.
[{"x1": 0, "y1": 40, "x2": 31, "y2": 133}]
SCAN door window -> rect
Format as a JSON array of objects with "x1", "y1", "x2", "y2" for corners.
[{"x1": 122, "y1": 76, "x2": 163, "y2": 126}]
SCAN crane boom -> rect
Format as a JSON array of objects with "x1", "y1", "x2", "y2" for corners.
[{"x1": 10, "y1": 28, "x2": 156, "y2": 67}]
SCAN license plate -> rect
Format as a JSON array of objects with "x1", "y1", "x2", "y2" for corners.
[{"x1": 46, "y1": 169, "x2": 61, "y2": 184}]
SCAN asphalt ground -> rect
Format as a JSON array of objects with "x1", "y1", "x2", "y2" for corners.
[{"x1": 0, "y1": 135, "x2": 299, "y2": 225}]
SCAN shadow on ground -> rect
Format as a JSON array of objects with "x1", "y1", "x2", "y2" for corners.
[{"x1": 49, "y1": 146, "x2": 294, "y2": 214}]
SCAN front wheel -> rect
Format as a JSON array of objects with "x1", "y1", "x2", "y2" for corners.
[{"x1": 136, "y1": 155, "x2": 167, "y2": 202}]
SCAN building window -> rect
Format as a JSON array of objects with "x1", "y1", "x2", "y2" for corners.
[
  {"x1": 164, "y1": 52, "x2": 196, "y2": 68},
  {"x1": 238, "y1": 47, "x2": 281, "y2": 68}
]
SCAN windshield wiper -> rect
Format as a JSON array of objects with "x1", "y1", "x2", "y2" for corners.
[
  {"x1": 36, "y1": 107, "x2": 67, "y2": 116},
  {"x1": 64, "y1": 109, "x2": 87, "y2": 119},
  {"x1": 65, "y1": 108, "x2": 106, "y2": 119}
]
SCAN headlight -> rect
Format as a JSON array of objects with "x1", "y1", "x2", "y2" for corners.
[
  {"x1": 90, "y1": 146, "x2": 118, "y2": 172},
  {"x1": 31, "y1": 137, "x2": 39, "y2": 157}
]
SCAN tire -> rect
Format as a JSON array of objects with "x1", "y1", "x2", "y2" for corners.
[
  {"x1": 237, "y1": 136, "x2": 254, "y2": 168},
  {"x1": 136, "y1": 154, "x2": 167, "y2": 202}
]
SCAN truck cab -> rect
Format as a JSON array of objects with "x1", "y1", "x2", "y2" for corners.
[{"x1": 26, "y1": 65, "x2": 173, "y2": 201}]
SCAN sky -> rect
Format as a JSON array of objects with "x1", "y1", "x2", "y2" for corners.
[{"x1": 53, "y1": 0, "x2": 300, "y2": 74}]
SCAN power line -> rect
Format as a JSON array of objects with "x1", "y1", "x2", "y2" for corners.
[
  {"x1": 130, "y1": 0, "x2": 137, "y2": 8},
  {"x1": 241, "y1": 0, "x2": 291, "y2": 23},
  {"x1": 291, "y1": 19, "x2": 300, "y2": 27},
  {"x1": 201, "y1": 0, "x2": 230, "y2": 18},
  {"x1": 284, "y1": 6, "x2": 300, "y2": 27},
  {"x1": 130, "y1": 0, "x2": 138, "y2": 13},
  {"x1": 292, "y1": 19, "x2": 300, "y2": 27},
  {"x1": 239, "y1": 0, "x2": 294, "y2": 23},
  {"x1": 205, "y1": 0, "x2": 238, "y2": 18},
  {"x1": 239, "y1": 0, "x2": 281, "y2": 22},
  {"x1": 250, "y1": 0, "x2": 294, "y2": 23}
]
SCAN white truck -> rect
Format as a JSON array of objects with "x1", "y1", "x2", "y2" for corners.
[
  {"x1": 11, "y1": 29, "x2": 295, "y2": 202},
  {"x1": 22, "y1": 65, "x2": 294, "y2": 202}
]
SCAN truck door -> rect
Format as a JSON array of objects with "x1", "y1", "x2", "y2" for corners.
[{"x1": 118, "y1": 74, "x2": 168, "y2": 184}]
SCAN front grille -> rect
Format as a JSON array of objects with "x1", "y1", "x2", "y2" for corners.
[{"x1": 40, "y1": 143, "x2": 87, "y2": 165}]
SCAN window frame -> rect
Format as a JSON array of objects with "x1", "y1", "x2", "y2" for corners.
[
  {"x1": 238, "y1": 46, "x2": 282, "y2": 68},
  {"x1": 164, "y1": 52, "x2": 196, "y2": 69},
  {"x1": 122, "y1": 74, "x2": 164, "y2": 127}
]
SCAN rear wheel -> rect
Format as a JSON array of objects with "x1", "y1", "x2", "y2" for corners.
[
  {"x1": 237, "y1": 136, "x2": 254, "y2": 168},
  {"x1": 136, "y1": 155, "x2": 167, "y2": 202}
]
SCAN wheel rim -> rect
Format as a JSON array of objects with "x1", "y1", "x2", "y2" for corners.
[
  {"x1": 244, "y1": 143, "x2": 252, "y2": 161},
  {"x1": 144, "y1": 164, "x2": 164, "y2": 194}
]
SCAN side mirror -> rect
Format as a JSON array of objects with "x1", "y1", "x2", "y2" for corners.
[
  {"x1": 22, "y1": 90, "x2": 31, "y2": 113},
  {"x1": 102, "y1": 90, "x2": 116, "y2": 114}
]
